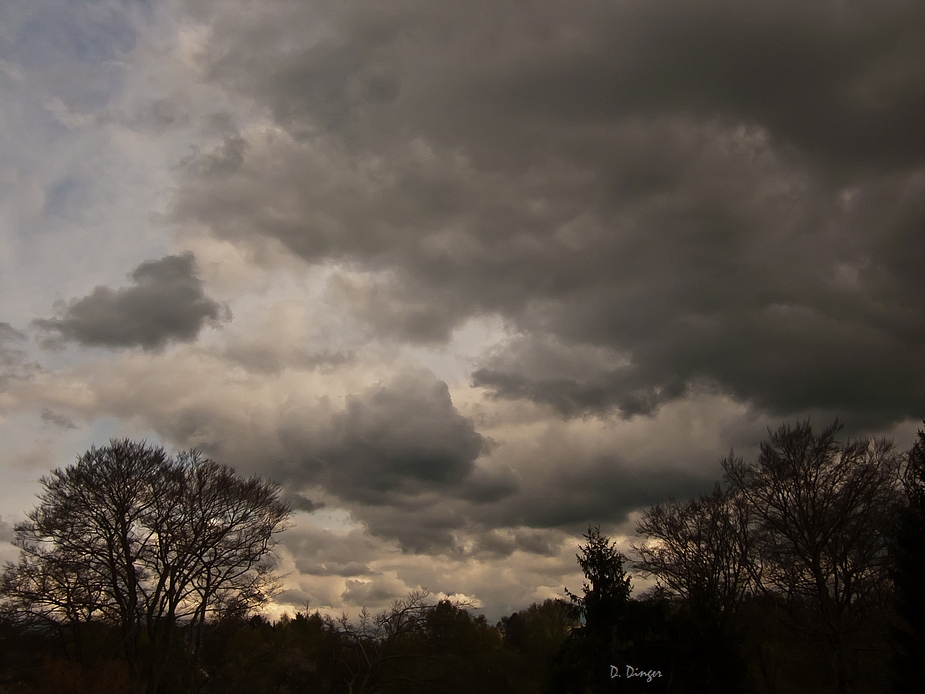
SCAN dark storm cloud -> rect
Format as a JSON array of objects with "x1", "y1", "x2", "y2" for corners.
[
  {"x1": 496, "y1": 463, "x2": 713, "y2": 532},
  {"x1": 470, "y1": 527, "x2": 565, "y2": 559},
  {"x1": 196, "y1": 0, "x2": 925, "y2": 173},
  {"x1": 151, "y1": 369, "x2": 505, "y2": 552},
  {"x1": 455, "y1": 464, "x2": 520, "y2": 505},
  {"x1": 342, "y1": 441, "x2": 709, "y2": 553},
  {"x1": 471, "y1": 342, "x2": 689, "y2": 419},
  {"x1": 174, "y1": 0, "x2": 925, "y2": 424},
  {"x1": 284, "y1": 371, "x2": 489, "y2": 505},
  {"x1": 35, "y1": 253, "x2": 228, "y2": 350},
  {"x1": 285, "y1": 493, "x2": 325, "y2": 513},
  {"x1": 348, "y1": 500, "x2": 468, "y2": 554}
]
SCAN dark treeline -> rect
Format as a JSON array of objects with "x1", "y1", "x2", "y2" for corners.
[{"x1": 1, "y1": 420, "x2": 924, "y2": 693}]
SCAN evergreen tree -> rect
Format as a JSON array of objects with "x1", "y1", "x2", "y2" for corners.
[
  {"x1": 553, "y1": 527, "x2": 638, "y2": 693},
  {"x1": 566, "y1": 526, "x2": 631, "y2": 641}
]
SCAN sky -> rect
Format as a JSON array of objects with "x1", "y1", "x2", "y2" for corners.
[{"x1": 1, "y1": 0, "x2": 924, "y2": 621}]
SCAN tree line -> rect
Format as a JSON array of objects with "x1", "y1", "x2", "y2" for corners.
[{"x1": 1, "y1": 420, "x2": 923, "y2": 693}]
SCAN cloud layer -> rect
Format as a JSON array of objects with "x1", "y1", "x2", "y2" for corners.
[
  {"x1": 1, "y1": 0, "x2": 923, "y2": 619},
  {"x1": 172, "y1": 0, "x2": 925, "y2": 424}
]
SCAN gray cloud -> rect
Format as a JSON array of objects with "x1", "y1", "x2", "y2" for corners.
[
  {"x1": 298, "y1": 560, "x2": 371, "y2": 578},
  {"x1": 283, "y1": 371, "x2": 489, "y2": 505},
  {"x1": 8, "y1": 0, "x2": 922, "y2": 618},
  {"x1": 347, "y1": 499, "x2": 470, "y2": 554},
  {"x1": 473, "y1": 528, "x2": 565, "y2": 559},
  {"x1": 284, "y1": 493, "x2": 325, "y2": 513},
  {"x1": 40, "y1": 407, "x2": 77, "y2": 429},
  {"x1": 455, "y1": 464, "x2": 520, "y2": 505},
  {"x1": 170, "y1": 0, "x2": 925, "y2": 425},
  {"x1": 224, "y1": 345, "x2": 354, "y2": 376},
  {"x1": 341, "y1": 579, "x2": 401, "y2": 608},
  {"x1": 494, "y1": 462, "x2": 712, "y2": 532},
  {"x1": 141, "y1": 368, "x2": 506, "y2": 552},
  {"x1": 35, "y1": 252, "x2": 228, "y2": 350},
  {"x1": 283, "y1": 524, "x2": 384, "y2": 583},
  {"x1": 123, "y1": 98, "x2": 191, "y2": 134}
]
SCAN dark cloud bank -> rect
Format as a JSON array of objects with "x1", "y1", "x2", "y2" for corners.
[
  {"x1": 116, "y1": 0, "x2": 925, "y2": 574},
  {"x1": 160, "y1": 367, "x2": 711, "y2": 556},
  {"x1": 174, "y1": 0, "x2": 925, "y2": 428},
  {"x1": 33, "y1": 0, "x2": 917, "y2": 587},
  {"x1": 35, "y1": 252, "x2": 226, "y2": 350}
]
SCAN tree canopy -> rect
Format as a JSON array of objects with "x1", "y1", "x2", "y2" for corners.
[{"x1": 1, "y1": 439, "x2": 290, "y2": 694}]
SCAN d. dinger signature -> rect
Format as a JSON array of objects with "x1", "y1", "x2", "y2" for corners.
[{"x1": 610, "y1": 664, "x2": 662, "y2": 683}]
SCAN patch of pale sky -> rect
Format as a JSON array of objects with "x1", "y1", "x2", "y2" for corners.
[
  {"x1": 0, "y1": 0, "x2": 276, "y2": 331},
  {"x1": 401, "y1": 314, "x2": 511, "y2": 387}
]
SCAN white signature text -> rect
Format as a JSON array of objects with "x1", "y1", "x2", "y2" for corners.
[{"x1": 610, "y1": 664, "x2": 663, "y2": 683}]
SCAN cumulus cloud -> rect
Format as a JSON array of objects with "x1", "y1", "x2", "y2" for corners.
[
  {"x1": 29, "y1": 350, "x2": 502, "y2": 552},
  {"x1": 307, "y1": 371, "x2": 488, "y2": 501},
  {"x1": 284, "y1": 524, "x2": 383, "y2": 576},
  {"x1": 35, "y1": 252, "x2": 228, "y2": 350},
  {"x1": 210, "y1": 368, "x2": 500, "y2": 550}
]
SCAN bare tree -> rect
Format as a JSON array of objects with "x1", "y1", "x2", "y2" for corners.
[
  {"x1": 0, "y1": 439, "x2": 291, "y2": 694},
  {"x1": 0, "y1": 539, "x2": 106, "y2": 661},
  {"x1": 147, "y1": 452, "x2": 288, "y2": 682},
  {"x1": 723, "y1": 420, "x2": 904, "y2": 694},
  {"x1": 327, "y1": 590, "x2": 438, "y2": 694},
  {"x1": 632, "y1": 483, "x2": 753, "y2": 625}
]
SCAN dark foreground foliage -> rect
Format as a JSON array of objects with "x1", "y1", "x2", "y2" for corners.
[{"x1": 0, "y1": 576, "x2": 903, "y2": 694}]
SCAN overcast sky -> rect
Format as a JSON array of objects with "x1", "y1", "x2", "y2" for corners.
[{"x1": 1, "y1": 0, "x2": 923, "y2": 620}]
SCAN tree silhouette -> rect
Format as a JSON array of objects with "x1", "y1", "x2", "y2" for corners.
[
  {"x1": 724, "y1": 420, "x2": 903, "y2": 694},
  {"x1": 891, "y1": 422, "x2": 925, "y2": 693},
  {"x1": 556, "y1": 527, "x2": 635, "y2": 693},
  {"x1": 566, "y1": 526, "x2": 631, "y2": 639},
  {"x1": 633, "y1": 484, "x2": 753, "y2": 691},
  {"x1": 0, "y1": 439, "x2": 290, "y2": 694},
  {"x1": 633, "y1": 483, "x2": 752, "y2": 625}
]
